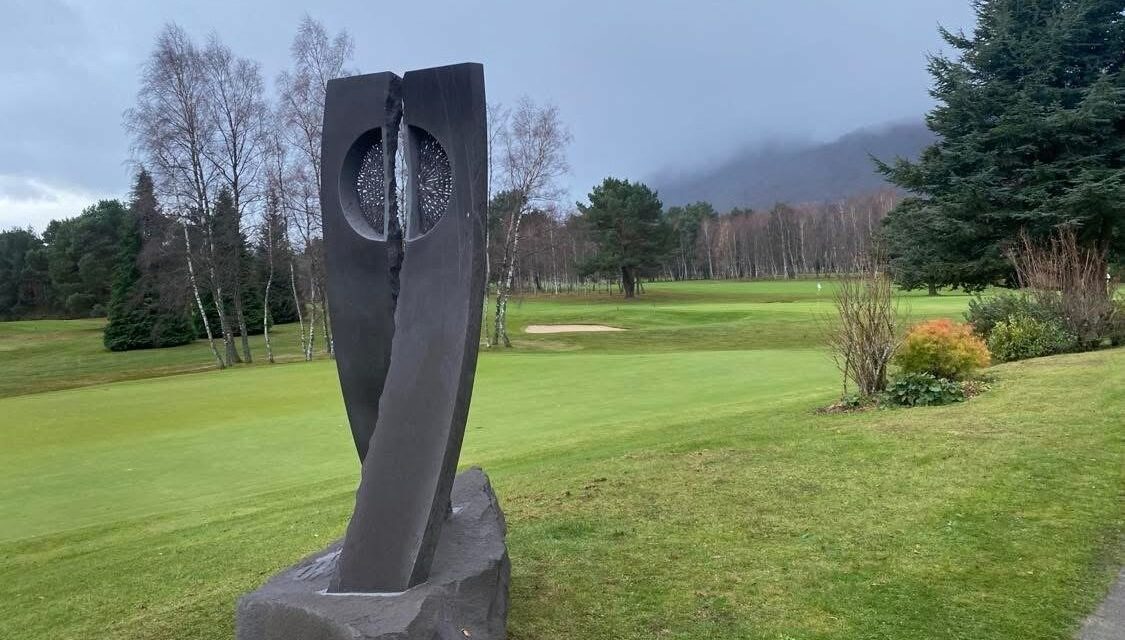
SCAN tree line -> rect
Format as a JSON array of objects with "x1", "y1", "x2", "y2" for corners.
[
  {"x1": 1, "y1": 201, "x2": 127, "y2": 320},
  {"x1": 0, "y1": 171, "x2": 299, "y2": 350},
  {"x1": 0, "y1": 175, "x2": 898, "y2": 332},
  {"x1": 487, "y1": 186, "x2": 898, "y2": 302}
]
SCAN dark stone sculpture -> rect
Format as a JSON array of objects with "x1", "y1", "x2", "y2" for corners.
[
  {"x1": 237, "y1": 63, "x2": 506, "y2": 640},
  {"x1": 326, "y1": 63, "x2": 488, "y2": 594}
]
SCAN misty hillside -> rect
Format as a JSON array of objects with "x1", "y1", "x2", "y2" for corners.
[{"x1": 654, "y1": 121, "x2": 934, "y2": 211}]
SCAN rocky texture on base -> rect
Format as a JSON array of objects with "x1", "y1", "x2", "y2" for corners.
[{"x1": 237, "y1": 468, "x2": 508, "y2": 640}]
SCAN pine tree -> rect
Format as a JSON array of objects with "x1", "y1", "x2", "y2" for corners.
[
  {"x1": 103, "y1": 170, "x2": 194, "y2": 351},
  {"x1": 879, "y1": 0, "x2": 1125, "y2": 291},
  {"x1": 577, "y1": 178, "x2": 672, "y2": 298}
]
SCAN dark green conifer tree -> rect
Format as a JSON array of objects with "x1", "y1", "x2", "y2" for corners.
[
  {"x1": 879, "y1": 0, "x2": 1125, "y2": 291},
  {"x1": 0, "y1": 229, "x2": 50, "y2": 318},
  {"x1": 103, "y1": 170, "x2": 194, "y2": 351},
  {"x1": 577, "y1": 178, "x2": 672, "y2": 298}
]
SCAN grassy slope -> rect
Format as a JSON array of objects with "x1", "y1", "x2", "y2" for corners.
[
  {"x1": 0, "y1": 320, "x2": 315, "y2": 398},
  {"x1": 0, "y1": 280, "x2": 1121, "y2": 639}
]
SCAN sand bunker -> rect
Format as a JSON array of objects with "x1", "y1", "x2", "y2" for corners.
[{"x1": 524, "y1": 324, "x2": 625, "y2": 334}]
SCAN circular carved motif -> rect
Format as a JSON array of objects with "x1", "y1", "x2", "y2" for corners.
[
  {"x1": 412, "y1": 127, "x2": 452, "y2": 237},
  {"x1": 355, "y1": 136, "x2": 386, "y2": 236}
]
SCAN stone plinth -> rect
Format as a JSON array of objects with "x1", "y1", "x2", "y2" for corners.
[{"x1": 237, "y1": 468, "x2": 508, "y2": 640}]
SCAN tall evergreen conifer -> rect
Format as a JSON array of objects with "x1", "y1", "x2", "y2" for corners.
[
  {"x1": 103, "y1": 170, "x2": 194, "y2": 351},
  {"x1": 879, "y1": 0, "x2": 1125, "y2": 291},
  {"x1": 578, "y1": 178, "x2": 672, "y2": 298}
]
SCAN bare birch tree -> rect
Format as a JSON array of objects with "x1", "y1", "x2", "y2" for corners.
[
  {"x1": 276, "y1": 16, "x2": 354, "y2": 358},
  {"x1": 126, "y1": 24, "x2": 236, "y2": 367},
  {"x1": 261, "y1": 190, "x2": 285, "y2": 364},
  {"x1": 491, "y1": 98, "x2": 571, "y2": 347},
  {"x1": 261, "y1": 127, "x2": 294, "y2": 363},
  {"x1": 202, "y1": 35, "x2": 268, "y2": 363},
  {"x1": 483, "y1": 102, "x2": 510, "y2": 347}
]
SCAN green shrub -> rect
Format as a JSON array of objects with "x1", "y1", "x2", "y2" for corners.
[
  {"x1": 987, "y1": 314, "x2": 1075, "y2": 362},
  {"x1": 894, "y1": 319, "x2": 991, "y2": 380},
  {"x1": 1110, "y1": 299, "x2": 1125, "y2": 347},
  {"x1": 884, "y1": 372, "x2": 965, "y2": 407},
  {"x1": 966, "y1": 292, "x2": 1057, "y2": 338}
]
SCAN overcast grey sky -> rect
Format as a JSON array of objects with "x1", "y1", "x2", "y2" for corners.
[{"x1": 0, "y1": 0, "x2": 975, "y2": 230}]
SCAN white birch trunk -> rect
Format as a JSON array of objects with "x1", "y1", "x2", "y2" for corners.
[
  {"x1": 290, "y1": 260, "x2": 307, "y2": 358},
  {"x1": 492, "y1": 206, "x2": 525, "y2": 348},
  {"x1": 183, "y1": 223, "x2": 225, "y2": 369},
  {"x1": 263, "y1": 257, "x2": 275, "y2": 364}
]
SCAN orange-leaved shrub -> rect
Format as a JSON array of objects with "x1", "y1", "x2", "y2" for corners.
[{"x1": 894, "y1": 319, "x2": 990, "y2": 380}]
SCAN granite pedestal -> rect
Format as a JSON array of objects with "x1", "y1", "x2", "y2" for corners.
[{"x1": 236, "y1": 469, "x2": 509, "y2": 640}]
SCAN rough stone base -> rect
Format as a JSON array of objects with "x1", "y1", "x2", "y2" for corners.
[{"x1": 237, "y1": 468, "x2": 509, "y2": 640}]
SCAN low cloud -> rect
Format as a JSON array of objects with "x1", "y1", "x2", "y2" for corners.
[{"x1": 0, "y1": 175, "x2": 110, "y2": 233}]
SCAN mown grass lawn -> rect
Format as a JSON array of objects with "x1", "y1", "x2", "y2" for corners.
[
  {"x1": 0, "y1": 280, "x2": 1121, "y2": 639},
  {"x1": 0, "y1": 319, "x2": 316, "y2": 398}
]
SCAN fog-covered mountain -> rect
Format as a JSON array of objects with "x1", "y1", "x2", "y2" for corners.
[{"x1": 653, "y1": 121, "x2": 934, "y2": 211}]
